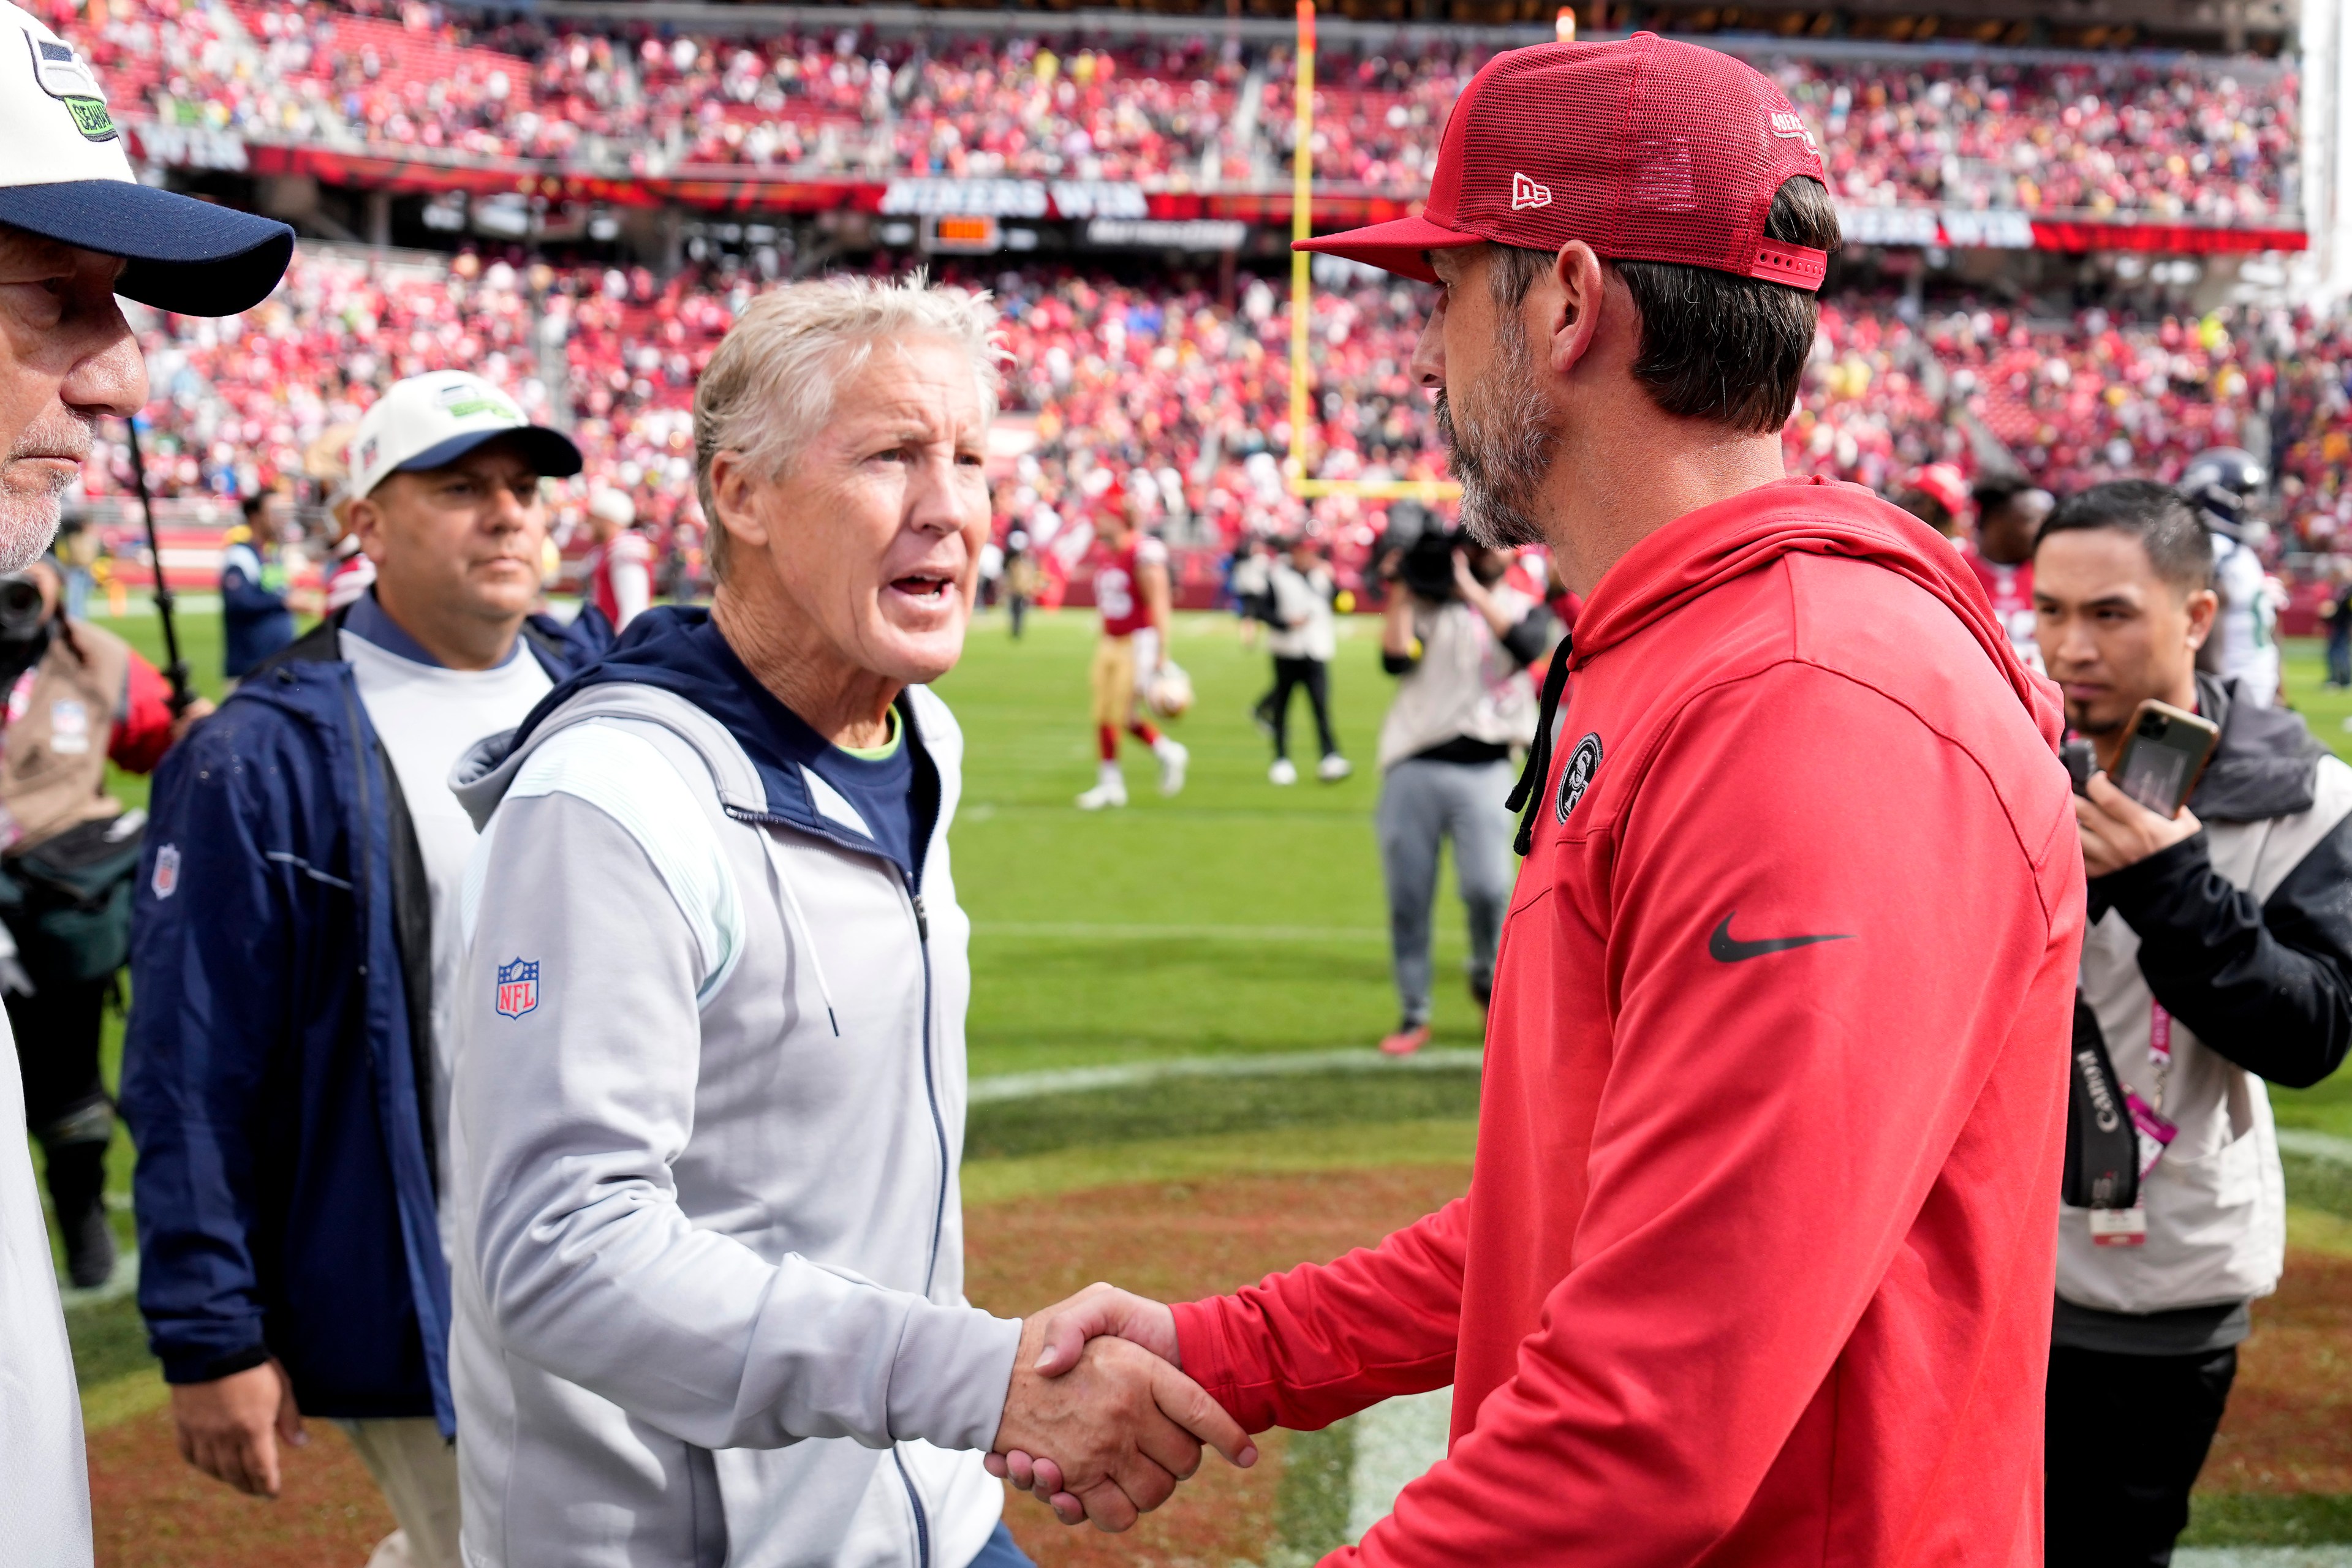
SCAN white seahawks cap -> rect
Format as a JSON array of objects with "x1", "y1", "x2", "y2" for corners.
[
  {"x1": 0, "y1": 1, "x2": 292, "y2": 316},
  {"x1": 349, "y1": 372, "x2": 583, "y2": 500}
]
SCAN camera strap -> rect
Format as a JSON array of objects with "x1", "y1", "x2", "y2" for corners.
[{"x1": 2064, "y1": 995, "x2": 2139, "y2": 1216}]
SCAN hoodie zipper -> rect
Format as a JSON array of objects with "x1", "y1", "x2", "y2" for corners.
[
  {"x1": 906, "y1": 878, "x2": 948, "y2": 1297},
  {"x1": 894, "y1": 1447, "x2": 932, "y2": 1568}
]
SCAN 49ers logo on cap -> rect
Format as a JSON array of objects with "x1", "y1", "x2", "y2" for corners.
[
  {"x1": 1769, "y1": 111, "x2": 1820, "y2": 156},
  {"x1": 1510, "y1": 172, "x2": 1553, "y2": 211}
]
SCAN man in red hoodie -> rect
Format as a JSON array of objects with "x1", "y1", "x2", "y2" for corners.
[{"x1": 994, "y1": 36, "x2": 2084, "y2": 1561}]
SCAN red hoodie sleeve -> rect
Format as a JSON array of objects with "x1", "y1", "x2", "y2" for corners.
[
  {"x1": 1179, "y1": 660, "x2": 2070, "y2": 1566},
  {"x1": 110, "y1": 650, "x2": 176, "y2": 774},
  {"x1": 1170, "y1": 1198, "x2": 1465, "y2": 1432}
]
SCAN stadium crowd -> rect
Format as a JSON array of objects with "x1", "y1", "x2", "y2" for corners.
[
  {"x1": 75, "y1": 239, "x2": 2352, "y2": 605},
  {"x1": 52, "y1": 0, "x2": 2301, "y2": 221}
]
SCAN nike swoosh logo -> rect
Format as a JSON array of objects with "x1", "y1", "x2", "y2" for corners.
[{"x1": 1709, "y1": 913, "x2": 1855, "y2": 963}]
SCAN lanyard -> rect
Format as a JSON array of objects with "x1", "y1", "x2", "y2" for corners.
[
  {"x1": 2123, "y1": 1001, "x2": 2179, "y2": 1179},
  {"x1": 2, "y1": 666, "x2": 34, "y2": 729}
]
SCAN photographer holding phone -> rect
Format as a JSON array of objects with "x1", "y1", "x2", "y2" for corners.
[{"x1": 2034, "y1": 478, "x2": 2352, "y2": 1566}]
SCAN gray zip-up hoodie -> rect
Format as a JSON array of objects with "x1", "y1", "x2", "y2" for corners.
[{"x1": 446, "y1": 657, "x2": 1019, "y2": 1568}]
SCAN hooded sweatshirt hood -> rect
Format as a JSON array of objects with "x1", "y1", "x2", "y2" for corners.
[{"x1": 1571, "y1": 475, "x2": 2065, "y2": 752}]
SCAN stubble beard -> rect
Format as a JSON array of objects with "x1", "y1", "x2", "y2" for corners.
[
  {"x1": 1435, "y1": 314, "x2": 1556, "y2": 551},
  {"x1": 0, "y1": 412, "x2": 94, "y2": 573}
]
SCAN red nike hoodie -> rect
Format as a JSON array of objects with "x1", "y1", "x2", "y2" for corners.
[{"x1": 1171, "y1": 477, "x2": 2084, "y2": 1566}]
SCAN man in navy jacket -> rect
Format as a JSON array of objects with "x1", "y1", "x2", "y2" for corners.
[{"x1": 123, "y1": 371, "x2": 608, "y2": 1568}]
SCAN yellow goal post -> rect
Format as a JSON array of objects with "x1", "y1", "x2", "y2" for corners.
[{"x1": 1284, "y1": 0, "x2": 1464, "y2": 505}]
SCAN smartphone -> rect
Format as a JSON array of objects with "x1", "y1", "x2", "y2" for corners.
[{"x1": 2109, "y1": 699, "x2": 2220, "y2": 816}]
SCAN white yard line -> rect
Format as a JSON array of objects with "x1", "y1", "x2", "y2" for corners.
[
  {"x1": 2277, "y1": 1127, "x2": 2352, "y2": 1164},
  {"x1": 970, "y1": 1047, "x2": 1484, "y2": 1104},
  {"x1": 972, "y1": 921, "x2": 1388, "y2": 942},
  {"x1": 1345, "y1": 1388, "x2": 1452, "y2": 1543}
]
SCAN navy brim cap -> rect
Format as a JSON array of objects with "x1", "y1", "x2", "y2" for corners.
[
  {"x1": 396, "y1": 426, "x2": 584, "y2": 483},
  {"x1": 0, "y1": 179, "x2": 293, "y2": 317}
]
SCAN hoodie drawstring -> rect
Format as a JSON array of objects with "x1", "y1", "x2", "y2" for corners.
[
  {"x1": 756, "y1": 829, "x2": 842, "y2": 1038},
  {"x1": 1507, "y1": 636, "x2": 1575, "y2": 857}
]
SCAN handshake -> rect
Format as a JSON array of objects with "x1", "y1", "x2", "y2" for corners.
[{"x1": 988, "y1": 1283, "x2": 1258, "y2": 1532}]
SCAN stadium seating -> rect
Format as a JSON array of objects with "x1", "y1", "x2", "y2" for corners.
[
  {"x1": 79, "y1": 235, "x2": 2352, "y2": 608},
  {"x1": 61, "y1": 0, "x2": 2300, "y2": 223}
]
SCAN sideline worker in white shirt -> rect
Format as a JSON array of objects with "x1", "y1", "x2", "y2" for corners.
[
  {"x1": 0, "y1": 4, "x2": 290, "y2": 1562},
  {"x1": 125, "y1": 371, "x2": 607, "y2": 1568},
  {"x1": 447, "y1": 273, "x2": 1253, "y2": 1568}
]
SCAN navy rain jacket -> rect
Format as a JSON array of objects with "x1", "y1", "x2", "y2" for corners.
[{"x1": 121, "y1": 605, "x2": 611, "y2": 1431}]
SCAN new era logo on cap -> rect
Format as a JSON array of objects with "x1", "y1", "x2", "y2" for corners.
[{"x1": 1296, "y1": 34, "x2": 1833, "y2": 295}]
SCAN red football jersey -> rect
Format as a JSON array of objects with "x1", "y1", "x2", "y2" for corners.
[
  {"x1": 1965, "y1": 549, "x2": 2040, "y2": 671},
  {"x1": 1095, "y1": 537, "x2": 1167, "y2": 638}
]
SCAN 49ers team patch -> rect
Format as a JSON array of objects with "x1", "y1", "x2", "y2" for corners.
[
  {"x1": 495, "y1": 957, "x2": 540, "y2": 1019},
  {"x1": 1557, "y1": 733, "x2": 1603, "y2": 823}
]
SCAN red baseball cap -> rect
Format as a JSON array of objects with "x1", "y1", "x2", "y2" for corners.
[{"x1": 1297, "y1": 34, "x2": 1832, "y2": 292}]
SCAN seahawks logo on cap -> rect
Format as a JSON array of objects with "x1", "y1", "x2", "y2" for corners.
[
  {"x1": 25, "y1": 32, "x2": 116, "y2": 143},
  {"x1": 434, "y1": 379, "x2": 523, "y2": 423}
]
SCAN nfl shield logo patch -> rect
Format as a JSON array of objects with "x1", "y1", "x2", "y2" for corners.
[
  {"x1": 151, "y1": 843, "x2": 180, "y2": 900},
  {"x1": 495, "y1": 958, "x2": 540, "y2": 1019}
]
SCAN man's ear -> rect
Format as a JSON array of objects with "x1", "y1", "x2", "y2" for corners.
[
  {"x1": 2184, "y1": 586, "x2": 2220, "y2": 651},
  {"x1": 1545, "y1": 241, "x2": 1608, "y2": 377},
  {"x1": 347, "y1": 492, "x2": 390, "y2": 568},
  {"x1": 708, "y1": 449, "x2": 771, "y2": 557}
]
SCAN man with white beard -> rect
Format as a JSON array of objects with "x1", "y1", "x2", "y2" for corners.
[{"x1": 0, "y1": 4, "x2": 292, "y2": 1560}]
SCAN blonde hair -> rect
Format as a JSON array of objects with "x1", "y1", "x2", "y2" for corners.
[{"x1": 693, "y1": 271, "x2": 1002, "y2": 581}]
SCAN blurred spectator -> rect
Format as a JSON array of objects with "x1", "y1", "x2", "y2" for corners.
[
  {"x1": 1230, "y1": 535, "x2": 1274, "y2": 650},
  {"x1": 53, "y1": 511, "x2": 96, "y2": 622},
  {"x1": 580, "y1": 486, "x2": 651, "y2": 632},
  {"x1": 2320, "y1": 560, "x2": 2352, "y2": 690},
  {"x1": 221, "y1": 490, "x2": 297, "y2": 682},
  {"x1": 1003, "y1": 530, "x2": 1038, "y2": 639},
  {"x1": 1894, "y1": 462, "x2": 1971, "y2": 541},
  {"x1": 1967, "y1": 475, "x2": 2052, "y2": 671},
  {"x1": 123, "y1": 374, "x2": 607, "y2": 1568},
  {"x1": 2035, "y1": 480, "x2": 2352, "y2": 1564},
  {"x1": 1261, "y1": 535, "x2": 1345, "y2": 787},
  {"x1": 1371, "y1": 524, "x2": 1552, "y2": 1058},
  {"x1": 0, "y1": 559, "x2": 208, "y2": 1289},
  {"x1": 321, "y1": 486, "x2": 376, "y2": 612}
]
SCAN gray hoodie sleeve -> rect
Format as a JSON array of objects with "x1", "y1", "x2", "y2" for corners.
[{"x1": 452, "y1": 737, "x2": 1019, "y2": 1455}]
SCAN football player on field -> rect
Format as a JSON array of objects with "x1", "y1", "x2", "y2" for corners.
[{"x1": 1077, "y1": 496, "x2": 1188, "y2": 810}]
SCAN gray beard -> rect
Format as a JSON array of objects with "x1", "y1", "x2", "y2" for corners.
[{"x1": 1435, "y1": 318, "x2": 1554, "y2": 551}]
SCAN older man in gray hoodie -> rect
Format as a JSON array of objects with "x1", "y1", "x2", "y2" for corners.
[{"x1": 447, "y1": 275, "x2": 1252, "y2": 1568}]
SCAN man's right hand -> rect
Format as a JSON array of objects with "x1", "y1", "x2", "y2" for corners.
[
  {"x1": 170, "y1": 1359, "x2": 305, "y2": 1498},
  {"x1": 989, "y1": 1284, "x2": 1252, "y2": 1521},
  {"x1": 991, "y1": 1305, "x2": 1254, "y2": 1532}
]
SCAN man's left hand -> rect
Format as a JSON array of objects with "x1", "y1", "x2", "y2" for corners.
[{"x1": 2076, "y1": 771, "x2": 2201, "y2": 878}]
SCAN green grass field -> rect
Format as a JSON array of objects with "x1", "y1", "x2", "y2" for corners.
[{"x1": 54, "y1": 604, "x2": 2352, "y2": 1559}]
